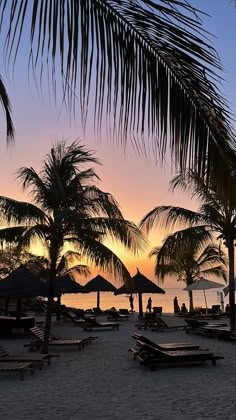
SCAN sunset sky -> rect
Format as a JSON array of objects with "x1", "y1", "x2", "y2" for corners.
[{"x1": 0, "y1": 1, "x2": 235, "y2": 286}]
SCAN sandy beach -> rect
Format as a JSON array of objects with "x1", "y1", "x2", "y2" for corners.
[{"x1": 0, "y1": 314, "x2": 235, "y2": 420}]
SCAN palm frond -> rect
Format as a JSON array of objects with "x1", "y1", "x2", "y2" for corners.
[
  {"x1": 0, "y1": 75, "x2": 14, "y2": 142},
  {"x1": 154, "y1": 261, "x2": 185, "y2": 284},
  {"x1": 0, "y1": 226, "x2": 28, "y2": 246},
  {"x1": 0, "y1": 196, "x2": 46, "y2": 224},
  {"x1": 83, "y1": 217, "x2": 148, "y2": 255},
  {"x1": 0, "y1": 1, "x2": 234, "y2": 177},
  {"x1": 200, "y1": 266, "x2": 227, "y2": 283},
  {"x1": 56, "y1": 250, "x2": 90, "y2": 277},
  {"x1": 19, "y1": 224, "x2": 51, "y2": 248},
  {"x1": 196, "y1": 244, "x2": 227, "y2": 267},
  {"x1": 140, "y1": 205, "x2": 204, "y2": 233},
  {"x1": 156, "y1": 226, "x2": 213, "y2": 264},
  {"x1": 79, "y1": 239, "x2": 131, "y2": 285}
]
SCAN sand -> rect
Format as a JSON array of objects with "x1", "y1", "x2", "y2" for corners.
[{"x1": 0, "y1": 314, "x2": 235, "y2": 420}]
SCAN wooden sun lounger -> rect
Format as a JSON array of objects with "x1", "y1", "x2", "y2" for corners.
[
  {"x1": 119, "y1": 309, "x2": 132, "y2": 316},
  {"x1": 185, "y1": 319, "x2": 230, "y2": 339},
  {"x1": 129, "y1": 332, "x2": 206, "y2": 358},
  {"x1": 0, "y1": 345, "x2": 54, "y2": 366},
  {"x1": 0, "y1": 361, "x2": 34, "y2": 380},
  {"x1": 83, "y1": 319, "x2": 119, "y2": 331},
  {"x1": 107, "y1": 310, "x2": 129, "y2": 321},
  {"x1": 62, "y1": 309, "x2": 95, "y2": 325},
  {"x1": 26, "y1": 326, "x2": 90, "y2": 351},
  {"x1": 194, "y1": 325, "x2": 231, "y2": 340},
  {"x1": 50, "y1": 328, "x2": 97, "y2": 345},
  {"x1": 135, "y1": 341, "x2": 223, "y2": 370},
  {"x1": 151, "y1": 316, "x2": 186, "y2": 331}
]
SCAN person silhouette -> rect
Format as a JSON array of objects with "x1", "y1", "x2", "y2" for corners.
[
  {"x1": 147, "y1": 297, "x2": 152, "y2": 312},
  {"x1": 181, "y1": 302, "x2": 187, "y2": 313},
  {"x1": 173, "y1": 296, "x2": 180, "y2": 313},
  {"x1": 129, "y1": 294, "x2": 134, "y2": 311}
]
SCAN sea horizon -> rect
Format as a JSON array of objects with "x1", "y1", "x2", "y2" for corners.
[{"x1": 61, "y1": 286, "x2": 226, "y2": 313}]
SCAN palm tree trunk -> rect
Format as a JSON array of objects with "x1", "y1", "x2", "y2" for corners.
[
  {"x1": 188, "y1": 291, "x2": 194, "y2": 312},
  {"x1": 227, "y1": 237, "x2": 235, "y2": 331},
  {"x1": 56, "y1": 295, "x2": 61, "y2": 321},
  {"x1": 42, "y1": 273, "x2": 55, "y2": 354}
]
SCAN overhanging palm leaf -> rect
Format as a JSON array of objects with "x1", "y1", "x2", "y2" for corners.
[
  {"x1": 196, "y1": 244, "x2": 227, "y2": 268},
  {"x1": 200, "y1": 266, "x2": 227, "y2": 282},
  {"x1": 76, "y1": 217, "x2": 148, "y2": 253},
  {"x1": 0, "y1": 75, "x2": 14, "y2": 142},
  {"x1": 140, "y1": 206, "x2": 206, "y2": 233},
  {"x1": 0, "y1": 197, "x2": 46, "y2": 224},
  {"x1": 0, "y1": 226, "x2": 28, "y2": 245},
  {"x1": 78, "y1": 238, "x2": 131, "y2": 285},
  {"x1": 56, "y1": 251, "x2": 90, "y2": 277},
  {"x1": 0, "y1": 1, "x2": 234, "y2": 177}
]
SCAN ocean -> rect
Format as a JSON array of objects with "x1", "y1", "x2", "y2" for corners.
[{"x1": 61, "y1": 286, "x2": 226, "y2": 313}]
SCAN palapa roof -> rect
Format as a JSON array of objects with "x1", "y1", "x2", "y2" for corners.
[
  {"x1": 55, "y1": 275, "x2": 84, "y2": 294},
  {"x1": 0, "y1": 265, "x2": 48, "y2": 297},
  {"x1": 115, "y1": 269, "x2": 165, "y2": 295},
  {"x1": 83, "y1": 275, "x2": 117, "y2": 293}
]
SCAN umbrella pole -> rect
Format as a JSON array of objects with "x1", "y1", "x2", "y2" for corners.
[
  {"x1": 138, "y1": 293, "x2": 143, "y2": 318},
  {"x1": 97, "y1": 291, "x2": 100, "y2": 309},
  {"x1": 203, "y1": 290, "x2": 208, "y2": 314}
]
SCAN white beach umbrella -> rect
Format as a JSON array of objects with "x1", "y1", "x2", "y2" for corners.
[{"x1": 183, "y1": 277, "x2": 224, "y2": 312}]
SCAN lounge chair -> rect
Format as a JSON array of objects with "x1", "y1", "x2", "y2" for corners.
[
  {"x1": 0, "y1": 345, "x2": 55, "y2": 366},
  {"x1": 92, "y1": 307, "x2": 105, "y2": 315},
  {"x1": 184, "y1": 318, "x2": 229, "y2": 339},
  {"x1": 151, "y1": 315, "x2": 186, "y2": 331},
  {"x1": 152, "y1": 307, "x2": 163, "y2": 315},
  {"x1": 135, "y1": 313, "x2": 158, "y2": 330},
  {"x1": 83, "y1": 318, "x2": 119, "y2": 331},
  {"x1": 119, "y1": 309, "x2": 131, "y2": 315},
  {"x1": 61, "y1": 308, "x2": 93, "y2": 325},
  {"x1": 50, "y1": 327, "x2": 96, "y2": 345},
  {"x1": 134, "y1": 340, "x2": 223, "y2": 370},
  {"x1": 200, "y1": 325, "x2": 231, "y2": 340},
  {"x1": 107, "y1": 310, "x2": 129, "y2": 321},
  {"x1": 25, "y1": 326, "x2": 93, "y2": 351},
  {"x1": 129, "y1": 332, "x2": 206, "y2": 358},
  {"x1": 0, "y1": 361, "x2": 34, "y2": 380}
]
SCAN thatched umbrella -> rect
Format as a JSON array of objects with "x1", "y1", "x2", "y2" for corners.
[
  {"x1": 54, "y1": 275, "x2": 84, "y2": 294},
  {"x1": 0, "y1": 265, "x2": 48, "y2": 320},
  {"x1": 115, "y1": 268, "x2": 165, "y2": 317},
  {"x1": 83, "y1": 275, "x2": 117, "y2": 309}
]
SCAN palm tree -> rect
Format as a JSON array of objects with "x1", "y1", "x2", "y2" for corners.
[
  {"x1": 0, "y1": 1, "x2": 234, "y2": 180},
  {"x1": 0, "y1": 140, "x2": 146, "y2": 352},
  {"x1": 140, "y1": 169, "x2": 236, "y2": 330},
  {"x1": 151, "y1": 232, "x2": 227, "y2": 312}
]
